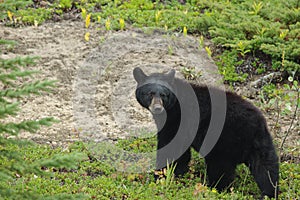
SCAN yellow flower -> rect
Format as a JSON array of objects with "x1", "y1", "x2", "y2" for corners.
[
  {"x1": 119, "y1": 18, "x2": 125, "y2": 30},
  {"x1": 183, "y1": 26, "x2": 187, "y2": 36},
  {"x1": 84, "y1": 32, "x2": 90, "y2": 41},
  {"x1": 85, "y1": 14, "x2": 91, "y2": 28},
  {"x1": 205, "y1": 46, "x2": 212, "y2": 57},
  {"x1": 211, "y1": 188, "x2": 217, "y2": 193},
  {"x1": 7, "y1": 11, "x2": 13, "y2": 21},
  {"x1": 279, "y1": 30, "x2": 288, "y2": 40}
]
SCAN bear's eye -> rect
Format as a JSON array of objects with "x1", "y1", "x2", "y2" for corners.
[
  {"x1": 161, "y1": 92, "x2": 170, "y2": 98},
  {"x1": 148, "y1": 91, "x2": 155, "y2": 97}
]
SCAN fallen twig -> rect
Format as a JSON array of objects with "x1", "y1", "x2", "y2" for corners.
[{"x1": 250, "y1": 72, "x2": 282, "y2": 88}]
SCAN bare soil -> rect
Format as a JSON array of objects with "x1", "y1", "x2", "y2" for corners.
[{"x1": 0, "y1": 20, "x2": 298, "y2": 161}]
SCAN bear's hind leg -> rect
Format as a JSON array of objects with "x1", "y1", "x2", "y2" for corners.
[{"x1": 205, "y1": 159, "x2": 237, "y2": 192}]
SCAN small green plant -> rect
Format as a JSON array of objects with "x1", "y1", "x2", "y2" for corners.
[
  {"x1": 248, "y1": 1, "x2": 263, "y2": 15},
  {"x1": 156, "y1": 161, "x2": 177, "y2": 190},
  {"x1": 205, "y1": 46, "x2": 212, "y2": 57},
  {"x1": 59, "y1": 0, "x2": 72, "y2": 10},
  {"x1": 155, "y1": 10, "x2": 162, "y2": 25},
  {"x1": 181, "y1": 66, "x2": 202, "y2": 80},
  {"x1": 105, "y1": 18, "x2": 111, "y2": 31},
  {"x1": 216, "y1": 50, "x2": 248, "y2": 83},
  {"x1": 198, "y1": 35, "x2": 204, "y2": 49},
  {"x1": 81, "y1": 8, "x2": 87, "y2": 19},
  {"x1": 236, "y1": 41, "x2": 251, "y2": 57},
  {"x1": 168, "y1": 45, "x2": 174, "y2": 55}
]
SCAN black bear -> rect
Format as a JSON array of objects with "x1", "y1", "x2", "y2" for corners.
[{"x1": 133, "y1": 67, "x2": 279, "y2": 199}]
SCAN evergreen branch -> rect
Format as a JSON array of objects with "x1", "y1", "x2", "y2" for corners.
[
  {"x1": 38, "y1": 152, "x2": 88, "y2": 170},
  {"x1": 0, "y1": 171, "x2": 13, "y2": 181},
  {"x1": 0, "y1": 70, "x2": 39, "y2": 86},
  {"x1": 0, "y1": 117, "x2": 58, "y2": 135},
  {"x1": 0, "y1": 56, "x2": 39, "y2": 70},
  {"x1": 0, "y1": 39, "x2": 17, "y2": 47},
  {"x1": 0, "y1": 102, "x2": 20, "y2": 119},
  {"x1": 0, "y1": 80, "x2": 57, "y2": 98}
]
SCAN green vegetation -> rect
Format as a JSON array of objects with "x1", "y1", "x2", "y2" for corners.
[
  {"x1": 0, "y1": 138, "x2": 299, "y2": 199},
  {"x1": 1, "y1": 0, "x2": 299, "y2": 83},
  {"x1": 0, "y1": 40, "x2": 87, "y2": 199},
  {"x1": 0, "y1": 0, "x2": 299, "y2": 199}
]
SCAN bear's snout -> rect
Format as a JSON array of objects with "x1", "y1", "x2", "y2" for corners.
[{"x1": 149, "y1": 96, "x2": 164, "y2": 115}]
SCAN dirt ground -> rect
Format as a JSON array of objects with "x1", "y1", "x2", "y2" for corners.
[{"x1": 0, "y1": 20, "x2": 298, "y2": 161}]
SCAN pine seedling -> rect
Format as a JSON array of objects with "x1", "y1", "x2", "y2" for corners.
[{"x1": 0, "y1": 40, "x2": 87, "y2": 199}]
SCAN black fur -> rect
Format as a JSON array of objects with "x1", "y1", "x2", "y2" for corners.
[{"x1": 133, "y1": 68, "x2": 279, "y2": 199}]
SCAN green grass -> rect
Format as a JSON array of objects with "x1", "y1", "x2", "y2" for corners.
[{"x1": 1, "y1": 138, "x2": 299, "y2": 199}]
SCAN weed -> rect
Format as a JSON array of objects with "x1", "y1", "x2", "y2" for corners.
[
  {"x1": 181, "y1": 66, "x2": 202, "y2": 80},
  {"x1": 205, "y1": 46, "x2": 212, "y2": 57},
  {"x1": 158, "y1": 162, "x2": 176, "y2": 190},
  {"x1": 81, "y1": 8, "x2": 87, "y2": 19},
  {"x1": 198, "y1": 35, "x2": 204, "y2": 49},
  {"x1": 105, "y1": 18, "x2": 111, "y2": 31},
  {"x1": 168, "y1": 45, "x2": 174, "y2": 55}
]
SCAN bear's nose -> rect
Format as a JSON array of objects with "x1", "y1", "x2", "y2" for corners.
[
  {"x1": 151, "y1": 105, "x2": 164, "y2": 115},
  {"x1": 149, "y1": 97, "x2": 164, "y2": 114},
  {"x1": 154, "y1": 104, "x2": 163, "y2": 112}
]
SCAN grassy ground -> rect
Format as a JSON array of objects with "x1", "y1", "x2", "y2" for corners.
[
  {"x1": 0, "y1": 0, "x2": 299, "y2": 199},
  {"x1": 1, "y1": 138, "x2": 299, "y2": 199}
]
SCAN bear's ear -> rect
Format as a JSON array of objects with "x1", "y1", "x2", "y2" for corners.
[
  {"x1": 166, "y1": 69, "x2": 175, "y2": 83},
  {"x1": 133, "y1": 67, "x2": 147, "y2": 83}
]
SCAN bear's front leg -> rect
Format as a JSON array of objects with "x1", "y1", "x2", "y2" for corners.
[
  {"x1": 155, "y1": 148, "x2": 191, "y2": 179},
  {"x1": 173, "y1": 149, "x2": 191, "y2": 176}
]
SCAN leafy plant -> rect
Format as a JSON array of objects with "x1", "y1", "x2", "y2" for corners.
[
  {"x1": 58, "y1": 0, "x2": 73, "y2": 10},
  {"x1": 216, "y1": 50, "x2": 248, "y2": 83},
  {"x1": 0, "y1": 0, "x2": 32, "y2": 21}
]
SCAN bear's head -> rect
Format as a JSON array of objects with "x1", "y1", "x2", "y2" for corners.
[{"x1": 133, "y1": 67, "x2": 177, "y2": 115}]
